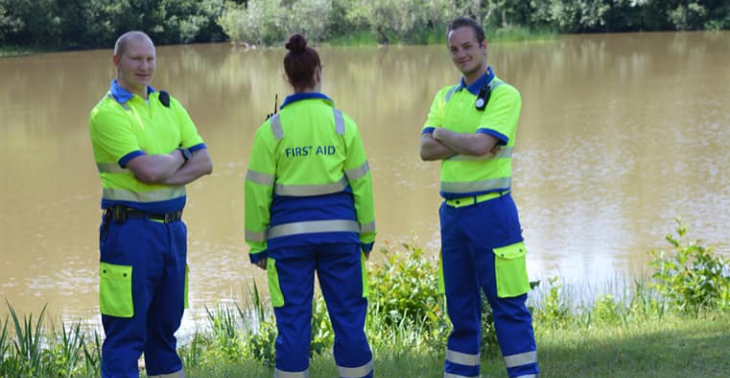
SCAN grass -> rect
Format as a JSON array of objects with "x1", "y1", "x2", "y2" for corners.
[
  {"x1": 1, "y1": 223, "x2": 727, "y2": 377},
  {"x1": 2, "y1": 290, "x2": 728, "y2": 378},
  {"x1": 179, "y1": 311, "x2": 730, "y2": 378}
]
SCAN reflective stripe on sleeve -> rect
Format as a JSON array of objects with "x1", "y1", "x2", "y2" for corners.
[
  {"x1": 345, "y1": 161, "x2": 370, "y2": 181},
  {"x1": 270, "y1": 113, "x2": 284, "y2": 140},
  {"x1": 440, "y1": 177, "x2": 511, "y2": 194},
  {"x1": 448, "y1": 146, "x2": 513, "y2": 161},
  {"x1": 274, "y1": 368, "x2": 308, "y2": 378},
  {"x1": 489, "y1": 79, "x2": 505, "y2": 91},
  {"x1": 245, "y1": 230, "x2": 267, "y2": 243},
  {"x1": 337, "y1": 359, "x2": 373, "y2": 378},
  {"x1": 360, "y1": 221, "x2": 376, "y2": 234},
  {"x1": 444, "y1": 373, "x2": 479, "y2": 378},
  {"x1": 102, "y1": 187, "x2": 185, "y2": 203},
  {"x1": 444, "y1": 87, "x2": 457, "y2": 102},
  {"x1": 333, "y1": 108, "x2": 345, "y2": 135},
  {"x1": 246, "y1": 170, "x2": 275, "y2": 186},
  {"x1": 268, "y1": 220, "x2": 359, "y2": 239},
  {"x1": 504, "y1": 350, "x2": 538, "y2": 368},
  {"x1": 275, "y1": 176, "x2": 348, "y2": 196},
  {"x1": 446, "y1": 349, "x2": 480, "y2": 366},
  {"x1": 96, "y1": 163, "x2": 130, "y2": 174}
]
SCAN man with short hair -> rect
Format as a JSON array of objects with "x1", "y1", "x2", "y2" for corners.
[
  {"x1": 89, "y1": 31, "x2": 212, "y2": 378},
  {"x1": 420, "y1": 17, "x2": 540, "y2": 378}
]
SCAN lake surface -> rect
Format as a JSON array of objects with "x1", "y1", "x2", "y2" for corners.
[{"x1": 1, "y1": 31, "x2": 729, "y2": 320}]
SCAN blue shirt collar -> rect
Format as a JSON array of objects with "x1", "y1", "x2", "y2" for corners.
[
  {"x1": 109, "y1": 79, "x2": 156, "y2": 103},
  {"x1": 455, "y1": 66, "x2": 494, "y2": 96},
  {"x1": 280, "y1": 92, "x2": 333, "y2": 109}
]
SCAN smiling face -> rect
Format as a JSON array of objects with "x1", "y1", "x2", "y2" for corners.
[
  {"x1": 113, "y1": 35, "x2": 156, "y2": 99},
  {"x1": 447, "y1": 26, "x2": 488, "y2": 85}
]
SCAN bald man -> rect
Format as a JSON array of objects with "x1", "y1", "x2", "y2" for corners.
[{"x1": 89, "y1": 31, "x2": 212, "y2": 378}]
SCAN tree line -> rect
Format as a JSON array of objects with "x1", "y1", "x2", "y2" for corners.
[{"x1": 1, "y1": 0, "x2": 728, "y2": 49}]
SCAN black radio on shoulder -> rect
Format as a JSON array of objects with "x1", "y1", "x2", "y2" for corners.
[
  {"x1": 475, "y1": 85, "x2": 491, "y2": 111},
  {"x1": 159, "y1": 90, "x2": 170, "y2": 108}
]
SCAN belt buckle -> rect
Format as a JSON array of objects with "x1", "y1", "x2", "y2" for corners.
[{"x1": 164, "y1": 213, "x2": 173, "y2": 223}]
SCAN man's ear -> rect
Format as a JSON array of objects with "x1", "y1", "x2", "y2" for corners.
[{"x1": 112, "y1": 54, "x2": 120, "y2": 68}]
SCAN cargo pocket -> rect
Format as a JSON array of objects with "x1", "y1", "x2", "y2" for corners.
[
  {"x1": 267, "y1": 258, "x2": 285, "y2": 308},
  {"x1": 99, "y1": 262, "x2": 134, "y2": 318},
  {"x1": 361, "y1": 253, "x2": 370, "y2": 298},
  {"x1": 184, "y1": 264, "x2": 190, "y2": 309},
  {"x1": 494, "y1": 242, "x2": 530, "y2": 298}
]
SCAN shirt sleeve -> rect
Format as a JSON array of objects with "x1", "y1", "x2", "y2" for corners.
[
  {"x1": 171, "y1": 98, "x2": 206, "y2": 150},
  {"x1": 476, "y1": 85, "x2": 522, "y2": 146},
  {"x1": 244, "y1": 123, "x2": 276, "y2": 263},
  {"x1": 343, "y1": 115, "x2": 376, "y2": 252},
  {"x1": 89, "y1": 105, "x2": 143, "y2": 167},
  {"x1": 422, "y1": 86, "x2": 450, "y2": 135}
]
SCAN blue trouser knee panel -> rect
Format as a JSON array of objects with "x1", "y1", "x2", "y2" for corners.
[
  {"x1": 440, "y1": 194, "x2": 539, "y2": 378},
  {"x1": 99, "y1": 217, "x2": 187, "y2": 378},
  {"x1": 271, "y1": 243, "x2": 373, "y2": 378}
]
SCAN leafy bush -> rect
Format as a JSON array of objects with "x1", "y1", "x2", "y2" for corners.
[
  {"x1": 533, "y1": 276, "x2": 571, "y2": 328},
  {"x1": 650, "y1": 219, "x2": 730, "y2": 312},
  {"x1": 367, "y1": 242, "x2": 443, "y2": 329}
]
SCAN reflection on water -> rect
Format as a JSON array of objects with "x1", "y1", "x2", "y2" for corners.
[{"x1": 1, "y1": 32, "x2": 729, "y2": 319}]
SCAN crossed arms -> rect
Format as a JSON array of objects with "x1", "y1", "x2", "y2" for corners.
[
  {"x1": 420, "y1": 128, "x2": 500, "y2": 161},
  {"x1": 126, "y1": 148, "x2": 213, "y2": 185}
]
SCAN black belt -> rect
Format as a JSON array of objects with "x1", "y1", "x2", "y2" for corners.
[{"x1": 104, "y1": 206, "x2": 183, "y2": 223}]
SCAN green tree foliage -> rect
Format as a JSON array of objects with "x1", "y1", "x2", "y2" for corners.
[
  {"x1": 218, "y1": 0, "x2": 287, "y2": 46},
  {"x1": 0, "y1": 0, "x2": 226, "y2": 48},
  {"x1": 1, "y1": 1, "x2": 729, "y2": 50}
]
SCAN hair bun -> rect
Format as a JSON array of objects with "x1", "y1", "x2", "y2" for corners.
[{"x1": 285, "y1": 34, "x2": 307, "y2": 54}]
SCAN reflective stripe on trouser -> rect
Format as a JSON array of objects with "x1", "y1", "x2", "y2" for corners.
[
  {"x1": 444, "y1": 349, "x2": 480, "y2": 377},
  {"x1": 99, "y1": 216, "x2": 187, "y2": 378},
  {"x1": 444, "y1": 373, "x2": 479, "y2": 378},
  {"x1": 338, "y1": 358, "x2": 373, "y2": 378},
  {"x1": 147, "y1": 370, "x2": 185, "y2": 378},
  {"x1": 274, "y1": 368, "x2": 308, "y2": 378},
  {"x1": 439, "y1": 193, "x2": 539, "y2": 378},
  {"x1": 270, "y1": 243, "x2": 373, "y2": 378}
]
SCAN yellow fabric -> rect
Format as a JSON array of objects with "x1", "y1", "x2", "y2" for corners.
[
  {"x1": 89, "y1": 91, "x2": 204, "y2": 202},
  {"x1": 267, "y1": 259, "x2": 285, "y2": 307},
  {"x1": 423, "y1": 77, "x2": 521, "y2": 197},
  {"x1": 245, "y1": 98, "x2": 376, "y2": 257},
  {"x1": 444, "y1": 190, "x2": 508, "y2": 208},
  {"x1": 494, "y1": 242, "x2": 530, "y2": 298},
  {"x1": 99, "y1": 262, "x2": 134, "y2": 318}
]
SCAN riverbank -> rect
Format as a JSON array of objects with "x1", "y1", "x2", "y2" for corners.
[
  {"x1": 1, "y1": 221, "x2": 728, "y2": 377},
  {"x1": 0, "y1": 46, "x2": 47, "y2": 58},
  {"x1": 3, "y1": 295, "x2": 728, "y2": 378},
  {"x1": 0, "y1": 26, "x2": 556, "y2": 60},
  {"x1": 183, "y1": 311, "x2": 730, "y2": 378}
]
